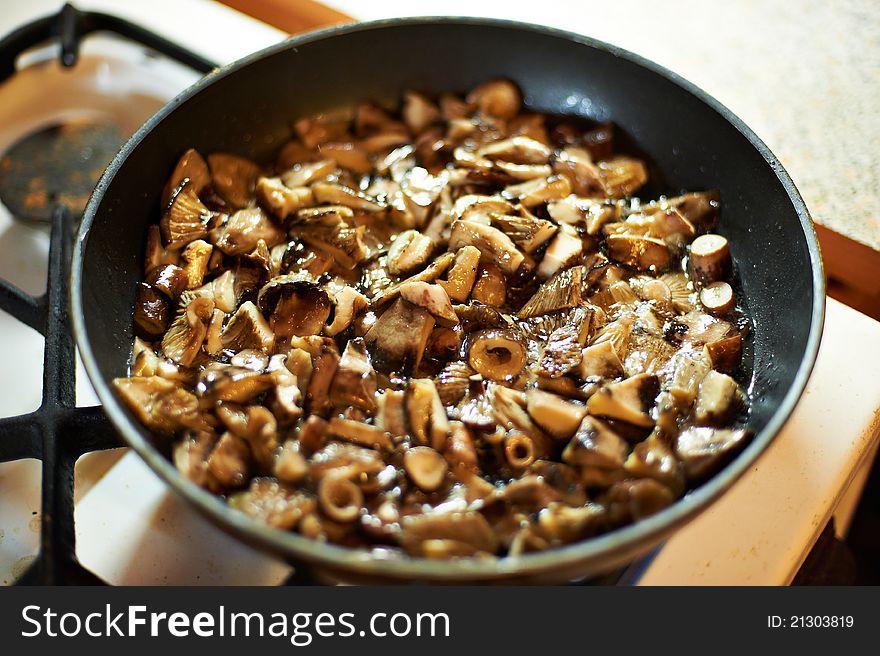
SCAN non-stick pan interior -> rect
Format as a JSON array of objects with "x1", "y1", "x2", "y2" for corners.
[{"x1": 74, "y1": 19, "x2": 822, "y2": 581}]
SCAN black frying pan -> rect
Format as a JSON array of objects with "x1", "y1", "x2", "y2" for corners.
[{"x1": 71, "y1": 18, "x2": 825, "y2": 584}]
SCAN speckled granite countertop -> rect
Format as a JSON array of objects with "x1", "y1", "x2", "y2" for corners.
[{"x1": 329, "y1": 0, "x2": 880, "y2": 250}]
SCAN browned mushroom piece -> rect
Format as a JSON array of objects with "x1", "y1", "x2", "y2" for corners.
[
  {"x1": 255, "y1": 176, "x2": 314, "y2": 219},
  {"x1": 536, "y1": 225, "x2": 583, "y2": 279},
  {"x1": 562, "y1": 416, "x2": 629, "y2": 469},
  {"x1": 478, "y1": 136, "x2": 551, "y2": 165},
  {"x1": 502, "y1": 175, "x2": 572, "y2": 208},
  {"x1": 133, "y1": 282, "x2": 172, "y2": 340},
  {"x1": 402, "y1": 91, "x2": 441, "y2": 134},
  {"x1": 330, "y1": 339, "x2": 378, "y2": 413},
  {"x1": 438, "y1": 245, "x2": 481, "y2": 302},
  {"x1": 490, "y1": 212, "x2": 557, "y2": 254},
  {"x1": 552, "y1": 146, "x2": 603, "y2": 196},
  {"x1": 700, "y1": 281, "x2": 735, "y2": 315},
  {"x1": 399, "y1": 511, "x2": 499, "y2": 556},
  {"x1": 197, "y1": 364, "x2": 273, "y2": 403},
  {"x1": 364, "y1": 297, "x2": 435, "y2": 374},
  {"x1": 466, "y1": 79, "x2": 521, "y2": 119},
  {"x1": 586, "y1": 373, "x2": 659, "y2": 427},
  {"x1": 113, "y1": 376, "x2": 207, "y2": 435},
  {"x1": 704, "y1": 334, "x2": 743, "y2": 372},
  {"x1": 257, "y1": 275, "x2": 331, "y2": 338},
  {"x1": 160, "y1": 181, "x2": 216, "y2": 249},
  {"x1": 220, "y1": 301, "x2": 274, "y2": 353},
  {"x1": 375, "y1": 389, "x2": 408, "y2": 439},
  {"x1": 689, "y1": 233, "x2": 731, "y2": 283},
  {"x1": 525, "y1": 389, "x2": 587, "y2": 440},
  {"x1": 406, "y1": 378, "x2": 451, "y2": 451},
  {"x1": 518, "y1": 265, "x2": 586, "y2": 318},
  {"x1": 229, "y1": 478, "x2": 315, "y2": 529},
  {"x1": 667, "y1": 190, "x2": 720, "y2": 227},
  {"x1": 404, "y1": 446, "x2": 448, "y2": 492},
  {"x1": 579, "y1": 340, "x2": 625, "y2": 379},
  {"x1": 596, "y1": 156, "x2": 648, "y2": 198},
  {"x1": 294, "y1": 218, "x2": 366, "y2": 270},
  {"x1": 305, "y1": 343, "x2": 340, "y2": 417},
  {"x1": 273, "y1": 443, "x2": 308, "y2": 485},
  {"x1": 312, "y1": 182, "x2": 386, "y2": 212},
  {"x1": 676, "y1": 426, "x2": 750, "y2": 479},
  {"x1": 324, "y1": 285, "x2": 369, "y2": 336},
  {"x1": 161, "y1": 148, "x2": 211, "y2": 207},
  {"x1": 206, "y1": 432, "x2": 251, "y2": 489},
  {"x1": 207, "y1": 152, "x2": 261, "y2": 209},
  {"x1": 448, "y1": 219, "x2": 524, "y2": 275},
  {"x1": 144, "y1": 264, "x2": 189, "y2": 301},
  {"x1": 604, "y1": 478, "x2": 675, "y2": 524},
  {"x1": 694, "y1": 370, "x2": 742, "y2": 425},
  {"x1": 470, "y1": 264, "x2": 507, "y2": 307},
  {"x1": 399, "y1": 281, "x2": 459, "y2": 327},
  {"x1": 179, "y1": 239, "x2": 213, "y2": 289},
  {"x1": 606, "y1": 233, "x2": 671, "y2": 271},
  {"x1": 161, "y1": 296, "x2": 214, "y2": 366},
  {"x1": 327, "y1": 417, "x2": 392, "y2": 451},
  {"x1": 624, "y1": 434, "x2": 685, "y2": 495},
  {"x1": 212, "y1": 207, "x2": 285, "y2": 256},
  {"x1": 386, "y1": 229, "x2": 435, "y2": 276},
  {"x1": 468, "y1": 329, "x2": 527, "y2": 381}
]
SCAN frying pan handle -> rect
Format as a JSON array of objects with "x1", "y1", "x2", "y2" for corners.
[{"x1": 0, "y1": 3, "x2": 220, "y2": 82}]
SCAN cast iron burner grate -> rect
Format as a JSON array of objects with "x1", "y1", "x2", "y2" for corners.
[{"x1": 0, "y1": 4, "x2": 644, "y2": 586}]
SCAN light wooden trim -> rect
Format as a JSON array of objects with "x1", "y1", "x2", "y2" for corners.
[{"x1": 218, "y1": 0, "x2": 353, "y2": 34}]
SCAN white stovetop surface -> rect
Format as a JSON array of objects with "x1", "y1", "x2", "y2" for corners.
[{"x1": 1, "y1": 0, "x2": 879, "y2": 585}]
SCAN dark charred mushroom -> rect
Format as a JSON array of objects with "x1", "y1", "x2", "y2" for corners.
[{"x1": 145, "y1": 264, "x2": 189, "y2": 300}]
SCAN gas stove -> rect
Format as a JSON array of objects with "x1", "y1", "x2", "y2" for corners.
[{"x1": 1, "y1": 0, "x2": 879, "y2": 587}]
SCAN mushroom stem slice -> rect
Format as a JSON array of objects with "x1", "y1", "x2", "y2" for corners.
[
  {"x1": 404, "y1": 446, "x2": 448, "y2": 492},
  {"x1": 330, "y1": 338, "x2": 378, "y2": 413},
  {"x1": 700, "y1": 281, "x2": 735, "y2": 315},
  {"x1": 468, "y1": 329, "x2": 527, "y2": 381},
  {"x1": 327, "y1": 417, "x2": 393, "y2": 451},
  {"x1": 689, "y1": 233, "x2": 731, "y2": 283},
  {"x1": 586, "y1": 373, "x2": 659, "y2": 427}
]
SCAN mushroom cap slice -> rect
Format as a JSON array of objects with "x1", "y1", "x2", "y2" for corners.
[
  {"x1": 449, "y1": 219, "x2": 524, "y2": 276},
  {"x1": 404, "y1": 446, "x2": 449, "y2": 492},
  {"x1": 526, "y1": 389, "x2": 587, "y2": 440},
  {"x1": 399, "y1": 511, "x2": 499, "y2": 556},
  {"x1": 207, "y1": 152, "x2": 261, "y2": 209},
  {"x1": 113, "y1": 376, "x2": 206, "y2": 435},
  {"x1": 517, "y1": 265, "x2": 586, "y2": 318},
  {"x1": 364, "y1": 297, "x2": 435, "y2": 375},
  {"x1": 213, "y1": 207, "x2": 286, "y2": 256},
  {"x1": 676, "y1": 426, "x2": 750, "y2": 479},
  {"x1": 399, "y1": 281, "x2": 459, "y2": 327},
  {"x1": 694, "y1": 370, "x2": 742, "y2": 425},
  {"x1": 160, "y1": 181, "x2": 215, "y2": 249},
  {"x1": 197, "y1": 364, "x2": 274, "y2": 403},
  {"x1": 562, "y1": 415, "x2": 629, "y2": 469},
  {"x1": 330, "y1": 338, "x2": 378, "y2": 413},
  {"x1": 606, "y1": 233, "x2": 671, "y2": 271},
  {"x1": 586, "y1": 373, "x2": 659, "y2": 427}
]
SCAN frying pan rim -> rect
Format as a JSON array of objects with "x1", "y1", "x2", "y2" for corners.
[{"x1": 71, "y1": 16, "x2": 826, "y2": 581}]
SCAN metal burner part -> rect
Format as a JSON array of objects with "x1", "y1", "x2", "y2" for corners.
[{"x1": 0, "y1": 121, "x2": 124, "y2": 222}]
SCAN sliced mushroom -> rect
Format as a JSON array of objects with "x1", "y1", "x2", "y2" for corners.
[
  {"x1": 255, "y1": 176, "x2": 314, "y2": 219},
  {"x1": 547, "y1": 195, "x2": 620, "y2": 234},
  {"x1": 491, "y1": 212, "x2": 557, "y2": 254},
  {"x1": 294, "y1": 219, "x2": 366, "y2": 270},
  {"x1": 596, "y1": 156, "x2": 647, "y2": 198},
  {"x1": 526, "y1": 389, "x2": 587, "y2": 440},
  {"x1": 694, "y1": 370, "x2": 742, "y2": 425},
  {"x1": 518, "y1": 265, "x2": 586, "y2": 318},
  {"x1": 369, "y1": 251, "x2": 455, "y2": 309},
  {"x1": 387, "y1": 229, "x2": 435, "y2": 276},
  {"x1": 580, "y1": 340, "x2": 625, "y2": 379},
  {"x1": 281, "y1": 158, "x2": 336, "y2": 187},
  {"x1": 553, "y1": 146, "x2": 603, "y2": 196},
  {"x1": 161, "y1": 148, "x2": 211, "y2": 207},
  {"x1": 318, "y1": 475, "x2": 364, "y2": 523},
  {"x1": 229, "y1": 478, "x2": 314, "y2": 529},
  {"x1": 113, "y1": 376, "x2": 206, "y2": 435},
  {"x1": 305, "y1": 343, "x2": 340, "y2": 417},
  {"x1": 179, "y1": 239, "x2": 213, "y2": 289},
  {"x1": 606, "y1": 233, "x2": 671, "y2": 271},
  {"x1": 666, "y1": 190, "x2": 720, "y2": 228},
  {"x1": 161, "y1": 296, "x2": 213, "y2": 365},
  {"x1": 624, "y1": 434, "x2": 684, "y2": 494},
  {"x1": 502, "y1": 175, "x2": 572, "y2": 208},
  {"x1": 689, "y1": 233, "x2": 731, "y2": 283},
  {"x1": 676, "y1": 426, "x2": 749, "y2": 479},
  {"x1": 160, "y1": 182, "x2": 215, "y2": 249},
  {"x1": 537, "y1": 318, "x2": 594, "y2": 378},
  {"x1": 478, "y1": 136, "x2": 551, "y2": 165},
  {"x1": 318, "y1": 142, "x2": 372, "y2": 174},
  {"x1": 312, "y1": 182, "x2": 386, "y2": 212},
  {"x1": 404, "y1": 446, "x2": 448, "y2": 492},
  {"x1": 536, "y1": 225, "x2": 583, "y2": 280},
  {"x1": 407, "y1": 378, "x2": 451, "y2": 451},
  {"x1": 375, "y1": 389, "x2": 408, "y2": 439},
  {"x1": 197, "y1": 364, "x2": 273, "y2": 403},
  {"x1": 562, "y1": 416, "x2": 628, "y2": 469},
  {"x1": 324, "y1": 285, "x2": 369, "y2": 336},
  {"x1": 435, "y1": 361, "x2": 475, "y2": 407},
  {"x1": 438, "y1": 245, "x2": 481, "y2": 302},
  {"x1": 453, "y1": 194, "x2": 516, "y2": 220},
  {"x1": 207, "y1": 432, "x2": 251, "y2": 489},
  {"x1": 604, "y1": 478, "x2": 674, "y2": 525},
  {"x1": 145, "y1": 264, "x2": 189, "y2": 300},
  {"x1": 220, "y1": 301, "x2": 275, "y2": 352},
  {"x1": 364, "y1": 298, "x2": 435, "y2": 375},
  {"x1": 330, "y1": 338, "x2": 378, "y2": 413},
  {"x1": 207, "y1": 152, "x2": 261, "y2": 209},
  {"x1": 400, "y1": 167, "x2": 448, "y2": 227},
  {"x1": 449, "y1": 219, "x2": 524, "y2": 275},
  {"x1": 399, "y1": 281, "x2": 458, "y2": 327},
  {"x1": 256, "y1": 275, "x2": 331, "y2": 338},
  {"x1": 466, "y1": 79, "x2": 521, "y2": 119},
  {"x1": 399, "y1": 510, "x2": 498, "y2": 556},
  {"x1": 704, "y1": 334, "x2": 743, "y2": 373},
  {"x1": 327, "y1": 417, "x2": 392, "y2": 451},
  {"x1": 213, "y1": 207, "x2": 285, "y2": 256},
  {"x1": 470, "y1": 264, "x2": 507, "y2": 307},
  {"x1": 586, "y1": 373, "x2": 659, "y2": 427},
  {"x1": 668, "y1": 349, "x2": 712, "y2": 407},
  {"x1": 468, "y1": 329, "x2": 527, "y2": 381}
]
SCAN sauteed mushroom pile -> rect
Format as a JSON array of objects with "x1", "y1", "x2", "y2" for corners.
[{"x1": 115, "y1": 79, "x2": 751, "y2": 559}]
